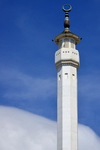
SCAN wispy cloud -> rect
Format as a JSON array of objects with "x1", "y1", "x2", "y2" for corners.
[
  {"x1": 79, "y1": 72, "x2": 100, "y2": 100},
  {"x1": 0, "y1": 68, "x2": 56, "y2": 101},
  {"x1": 78, "y1": 71, "x2": 100, "y2": 135}
]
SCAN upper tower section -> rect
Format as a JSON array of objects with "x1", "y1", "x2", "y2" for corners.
[
  {"x1": 55, "y1": 4, "x2": 80, "y2": 46},
  {"x1": 54, "y1": 4, "x2": 80, "y2": 69}
]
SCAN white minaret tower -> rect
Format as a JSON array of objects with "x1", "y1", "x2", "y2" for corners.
[{"x1": 54, "y1": 4, "x2": 80, "y2": 150}]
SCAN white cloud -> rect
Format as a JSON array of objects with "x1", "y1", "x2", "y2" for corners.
[
  {"x1": 78, "y1": 124, "x2": 100, "y2": 150},
  {"x1": 0, "y1": 106, "x2": 56, "y2": 150},
  {"x1": 0, "y1": 106, "x2": 100, "y2": 150},
  {"x1": 0, "y1": 69, "x2": 56, "y2": 100},
  {"x1": 79, "y1": 72, "x2": 100, "y2": 100}
]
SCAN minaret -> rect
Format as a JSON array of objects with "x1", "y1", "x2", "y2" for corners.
[{"x1": 54, "y1": 4, "x2": 80, "y2": 150}]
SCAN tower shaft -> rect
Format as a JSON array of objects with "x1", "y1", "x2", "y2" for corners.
[
  {"x1": 57, "y1": 65, "x2": 78, "y2": 150},
  {"x1": 55, "y1": 36, "x2": 80, "y2": 150}
]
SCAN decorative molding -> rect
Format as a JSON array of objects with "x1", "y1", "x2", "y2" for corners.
[{"x1": 55, "y1": 60, "x2": 79, "y2": 69}]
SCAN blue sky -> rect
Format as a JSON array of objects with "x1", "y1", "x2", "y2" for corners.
[{"x1": 0, "y1": 0, "x2": 100, "y2": 139}]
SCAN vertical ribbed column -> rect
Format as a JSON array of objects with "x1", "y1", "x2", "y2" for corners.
[{"x1": 57, "y1": 64, "x2": 78, "y2": 150}]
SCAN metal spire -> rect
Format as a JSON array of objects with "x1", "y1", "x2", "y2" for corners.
[{"x1": 62, "y1": 4, "x2": 72, "y2": 31}]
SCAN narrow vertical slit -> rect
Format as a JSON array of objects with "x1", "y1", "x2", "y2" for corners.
[
  {"x1": 65, "y1": 73, "x2": 68, "y2": 79},
  {"x1": 59, "y1": 75, "x2": 61, "y2": 81},
  {"x1": 72, "y1": 74, "x2": 75, "y2": 80}
]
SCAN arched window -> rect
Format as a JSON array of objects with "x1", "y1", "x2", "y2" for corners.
[
  {"x1": 64, "y1": 38, "x2": 69, "y2": 48},
  {"x1": 59, "y1": 40, "x2": 62, "y2": 49},
  {"x1": 71, "y1": 39, "x2": 75, "y2": 48}
]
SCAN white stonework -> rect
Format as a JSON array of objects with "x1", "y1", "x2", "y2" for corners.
[{"x1": 55, "y1": 36, "x2": 80, "y2": 150}]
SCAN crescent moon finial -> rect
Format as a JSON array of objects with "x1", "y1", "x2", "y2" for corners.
[
  {"x1": 62, "y1": 4, "x2": 72, "y2": 31},
  {"x1": 62, "y1": 4, "x2": 72, "y2": 12}
]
